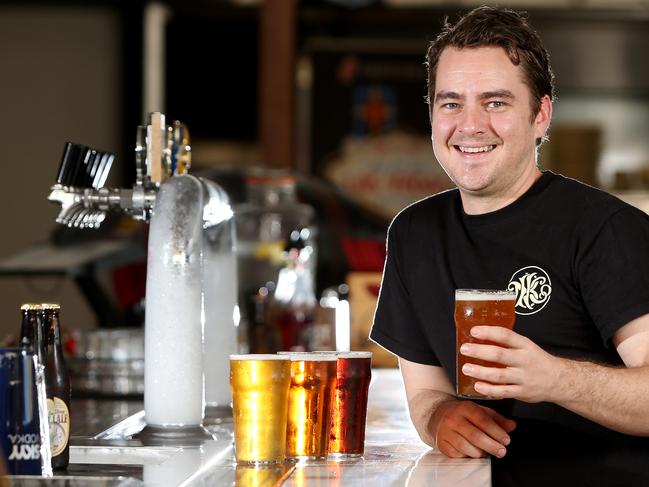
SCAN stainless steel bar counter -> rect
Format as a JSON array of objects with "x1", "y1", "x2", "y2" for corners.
[
  {"x1": 49, "y1": 369, "x2": 490, "y2": 486},
  {"x1": 11, "y1": 368, "x2": 649, "y2": 486}
]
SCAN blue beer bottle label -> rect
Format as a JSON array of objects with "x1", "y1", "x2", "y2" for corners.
[{"x1": 0, "y1": 349, "x2": 44, "y2": 475}]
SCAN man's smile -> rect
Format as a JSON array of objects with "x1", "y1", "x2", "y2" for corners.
[{"x1": 455, "y1": 144, "x2": 497, "y2": 154}]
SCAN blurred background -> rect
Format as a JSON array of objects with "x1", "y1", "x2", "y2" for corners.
[{"x1": 1, "y1": 0, "x2": 648, "y2": 372}]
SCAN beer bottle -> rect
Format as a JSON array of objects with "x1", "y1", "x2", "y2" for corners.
[
  {"x1": 42, "y1": 303, "x2": 71, "y2": 470},
  {"x1": 19, "y1": 304, "x2": 47, "y2": 366}
]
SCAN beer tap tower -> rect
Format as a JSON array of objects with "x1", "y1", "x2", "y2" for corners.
[{"x1": 48, "y1": 112, "x2": 238, "y2": 438}]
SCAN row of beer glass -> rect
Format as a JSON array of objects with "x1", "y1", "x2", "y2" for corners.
[{"x1": 229, "y1": 351, "x2": 372, "y2": 465}]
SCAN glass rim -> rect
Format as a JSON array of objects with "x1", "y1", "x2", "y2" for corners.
[
  {"x1": 312, "y1": 350, "x2": 373, "y2": 358},
  {"x1": 229, "y1": 354, "x2": 290, "y2": 361},
  {"x1": 335, "y1": 351, "x2": 372, "y2": 359},
  {"x1": 277, "y1": 351, "x2": 338, "y2": 361},
  {"x1": 455, "y1": 289, "x2": 516, "y2": 300}
]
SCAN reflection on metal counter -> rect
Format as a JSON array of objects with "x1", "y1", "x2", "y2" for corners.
[
  {"x1": 47, "y1": 112, "x2": 238, "y2": 438},
  {"x1": 65, "y1": 328, "x2": 144, "y2": 397}
]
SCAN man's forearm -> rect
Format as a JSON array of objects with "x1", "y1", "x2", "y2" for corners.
[
  {"x1": 552, "y1": 358, "x2": 649, "y2": 435},
  {"x1": 407, "y1": 389, "x2": 457, "y2": 447}
]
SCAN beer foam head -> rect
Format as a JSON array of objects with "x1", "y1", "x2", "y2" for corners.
[
  {"x1": 229, "y1": 354, "x2": 290, "y2": 361},
  {"x1": 455, "y1": 289, "x2": 516, "y2": 301},
  {"x1": 291, "y1": 355, "x2": 338, "y2": 362},
  {"x1": 278, "y1": 351, "x2": 338, "y2": 361},
  {"x1": 311, "y1": 350, "x2": 373, "y2": 359},
  {"x1": 336, "y1": 351, "x2": 372, "y2": 359}
]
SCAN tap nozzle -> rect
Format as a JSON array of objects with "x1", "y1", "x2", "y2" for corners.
[{"x1": 49, "y1": 112, "x2": 191, "y2": 229}]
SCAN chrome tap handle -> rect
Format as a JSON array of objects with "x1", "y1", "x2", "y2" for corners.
[
  {"x1": 169, "y1": 121, "x2": 191, "y2": 176},
  {"x1": 50, "y1": 112, "x2": 190, "y2": 228},
  {"x1": 135, "y1": 125, "x2": 147, "y2": 186}
]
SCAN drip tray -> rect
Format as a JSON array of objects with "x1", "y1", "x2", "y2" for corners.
[
  {"x1": 7, "y1": 408, "x2": 237, "y2": 485},
  {"x1": 5, "y1": 475, "x2": 144, "y2": 487},
  {"x1": 71, "y1": 445, "x2": 180, "y2": 465},
  {"x1": 60, "y1": 410, "x2": 234, "y2": 486}
]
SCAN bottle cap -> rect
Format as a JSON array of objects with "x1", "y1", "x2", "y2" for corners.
[
  {"x1": 41, "y1": 303, "x2": 61, "y2": 311},
  {"x1": 20, "y1": 304, "x2": 42, "y2": 311}
]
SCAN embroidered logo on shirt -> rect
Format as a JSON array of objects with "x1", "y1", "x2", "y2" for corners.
[{"x1": 507, "y1": 266, "x2": 552, "y2": 315}]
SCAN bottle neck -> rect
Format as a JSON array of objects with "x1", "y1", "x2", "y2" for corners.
[
  {"x1": 46, "y1": 312, "x2": 62, "y2": 348},
  {"x1": 34, "y1": 312, "x2": 47, "y2": 361},
  {"x1": 20, "y1": 310, "x2": 32, "y2": 348}
]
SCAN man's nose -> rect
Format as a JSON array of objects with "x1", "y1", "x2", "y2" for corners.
[{"x1": 457, "y1": 105, "x2": 487, "y2": 135}]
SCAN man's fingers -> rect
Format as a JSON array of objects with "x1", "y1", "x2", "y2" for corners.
[
  {"x1": 461, "y1": 407, "x2": 510, "y2": 456},
  {"x1": 460, "y1": 343, "x2": 518, "y2": 367},
  {"x1": 470, "y1": 326, "x2": 526, "y2": 348},
  {"x1": 457, "y1": 426, "x2": 507, "y2": 458},
  {"x1": 438, "y1": 438, "x2": 471, "y2": 458},
  {"x1": 484, "y1": 407, "x2": 517, "y2": 434},
  {"x1": 462, "y1": 363, "x2": 524, "y2": 387},
  {"x1": 442, "y1": 432, "x2": 486, "y2": 459},
  {"x1": 433, "y1": 401, "x2": 512, "y2": 459}
]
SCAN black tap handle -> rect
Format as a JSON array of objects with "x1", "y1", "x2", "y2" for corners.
[
  {"x1": 93, "y1": 152, "x2": 115, "y2": 189},
  {"x1": 56, "y1": 142, "x2": 116, "y2": 189},
  {"x1": 81, "y1": 148, "x2": 97, "y2": 188},
  {"x1": 87, "y1": 150, "x2": 102, "y2": 188},
  {"x1": 56, "y1": 142, "x2": 84, "y2": 186},
  {"x1": 70, "y1": 147, "x2": 91, "y2": 188}
]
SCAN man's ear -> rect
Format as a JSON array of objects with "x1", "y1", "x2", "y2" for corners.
[{"x1": 534, "y1": 95, "x2": 552, "y2": 141}]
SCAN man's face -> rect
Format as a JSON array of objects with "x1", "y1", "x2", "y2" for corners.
[{"x1": 431, "y1": 46, "x2": 551, "y2": 204}]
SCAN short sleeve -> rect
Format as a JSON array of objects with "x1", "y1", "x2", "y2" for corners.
[
  {"x1": 369, "y1": 218, "x2": 440, "y2": 365},
  {"x1": 578, "y1": 206, "x2": 649, "y2": 345}
]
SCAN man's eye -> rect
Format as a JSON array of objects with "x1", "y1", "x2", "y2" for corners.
[
  {"x1": 487, "y1": 101, "x2": 506, "y2": 109},
  {"x1": 442, "y1": 102, "x2": 460, "y2": 110}
]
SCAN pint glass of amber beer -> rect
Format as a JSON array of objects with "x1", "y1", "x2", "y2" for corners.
[
  {"x1": 281, "y1": 353, "x2": 337, "y2": 460},
  {"x1": 328, "y1": 351, "x2": 372, "y2": 458},
  {"x1": 455, "y1": 289, "x2": 516, "y2": 398},
  {"x1": 230, "y1": 354, "x2": 291, "y2": 464}
]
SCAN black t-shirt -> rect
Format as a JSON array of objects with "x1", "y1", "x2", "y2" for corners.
[{"x1": 370, "y1": 171, "x2": 649, "y2": 439}]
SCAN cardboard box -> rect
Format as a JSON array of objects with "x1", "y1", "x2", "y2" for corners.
[{"x1": 348, "y1": 271, "x2": 398, "y2": 368}]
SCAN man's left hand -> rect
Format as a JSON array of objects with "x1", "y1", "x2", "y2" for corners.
[{"x1": 459, "y1": 326, "x2": 560, "y2": 403}]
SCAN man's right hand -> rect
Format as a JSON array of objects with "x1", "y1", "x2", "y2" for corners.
[
  {"x1": 399, "y1": 358, "x2": 517, "y2": 458},
  {"x1": 431, "y1": 400, "x2": 516, "y2": 458}
]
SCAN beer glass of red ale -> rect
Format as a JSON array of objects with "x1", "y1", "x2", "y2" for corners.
[
  {"x1": 455, "y1": 289, "x2": 516, "y2": 398},
  {"x1": 327, "y1": 351, "x2": 372, "y2": 458}
]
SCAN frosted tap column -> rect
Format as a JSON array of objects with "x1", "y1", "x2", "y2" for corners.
[
  {"x1": 144, "y1": 175, "x2": 204, "y2": 426},
  {"x1": 200, "y1": 179, "x2": 239, "y2": 408},
  {"x1": 203, "y1": 251, "x2": 238, "y2": 407}
]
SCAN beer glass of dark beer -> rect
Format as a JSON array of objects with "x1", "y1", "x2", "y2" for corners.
[
  {"x1": 230, "y1": 354, "x2": 291, "y2": 464},
  {"x1": 455, "y1": 289, "x2": 516, "y2": 398},
  {"x1": 282, "y1": 353, "x2": 337, "y2": 460},
  {"x1": 328, "y1": 351, "x2": 372, "y2": 458}
]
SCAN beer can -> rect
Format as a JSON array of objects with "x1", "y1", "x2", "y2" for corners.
[{"x1": 0, "y1": 348, "x2": 47, "y2": 475}]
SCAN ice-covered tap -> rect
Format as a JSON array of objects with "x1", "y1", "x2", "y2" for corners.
[
  {"x1": 48, "y1": 112, "x2": 238, "y2": 436},
  {"x1": 200, "y1": 179, "x2": 238, "y2": 413},
  {"x1": 144, "y1": 174, "x2": 238, "y2": 427}
]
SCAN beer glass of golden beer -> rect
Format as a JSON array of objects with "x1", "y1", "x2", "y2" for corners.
[
  {"x1": 455, "y1": 289, "x2": 516, "y2": 398},
  {"x1": 230, "y1": 354, "x2": 291, "y2": 464},
  {"x1": 280, "y1": 352, "x2": 337, "y2": 460}
]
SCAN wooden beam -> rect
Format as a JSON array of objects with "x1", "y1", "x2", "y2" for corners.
[{"x1": 259, "y1": 0, "x2": 297, "y2": 169}]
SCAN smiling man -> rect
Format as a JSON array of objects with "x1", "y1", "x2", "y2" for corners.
[{"x1": 370, "y1": 6, "x2": 649, "y2": 460}]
